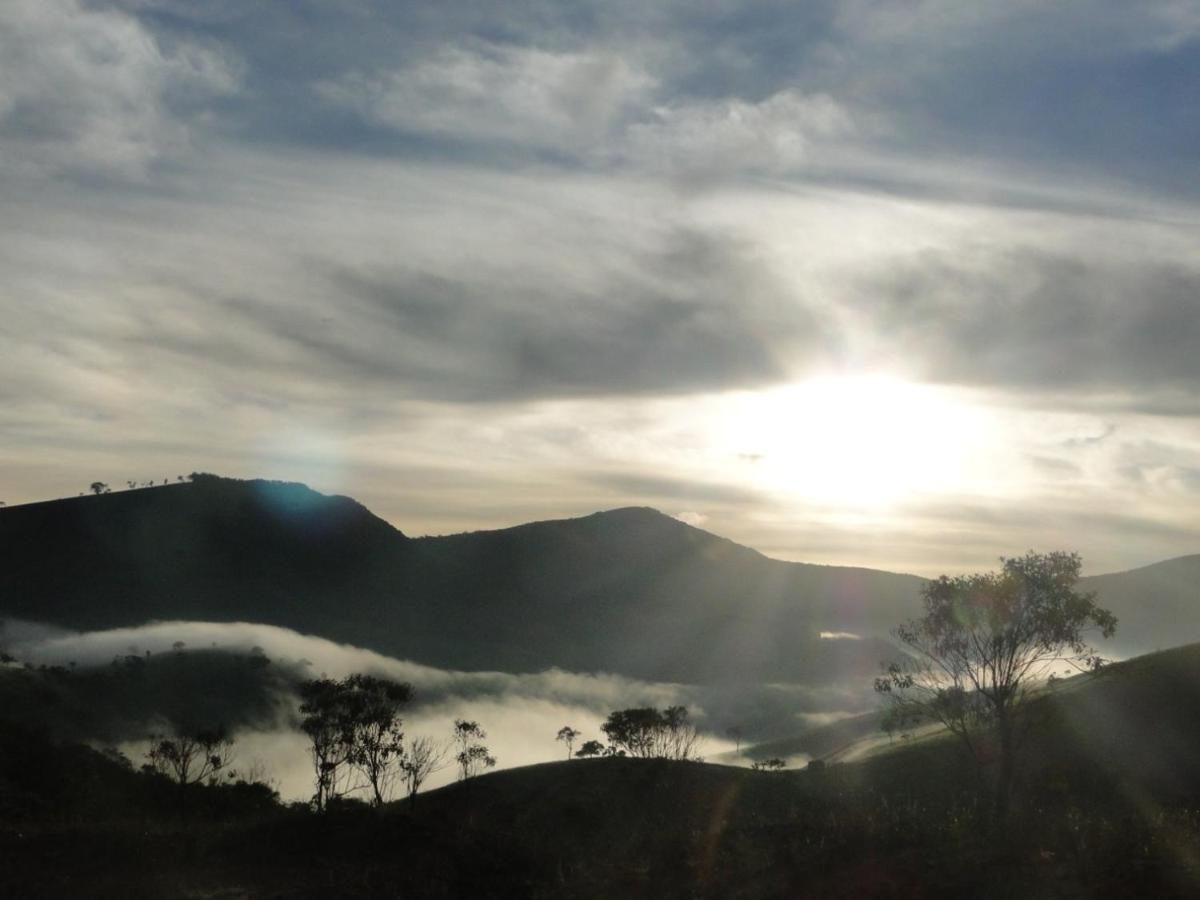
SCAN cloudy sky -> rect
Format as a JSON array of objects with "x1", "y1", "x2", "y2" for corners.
[{"x1": 2, "y1": 0, "x2": 1198, "y2": 576}]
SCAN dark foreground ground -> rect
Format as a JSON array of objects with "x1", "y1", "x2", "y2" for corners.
[{"x1": 4, "y1": 645, "x2": 1200, "y2": 898}]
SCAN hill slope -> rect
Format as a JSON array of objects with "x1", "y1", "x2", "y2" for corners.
[{"x1": 3, "y1": 643, "x2": 1200, "y2": 898}]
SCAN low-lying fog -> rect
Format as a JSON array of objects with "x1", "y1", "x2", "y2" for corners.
[{"x1": 1, "y1": 618, "x2": 868, "y2": 800}]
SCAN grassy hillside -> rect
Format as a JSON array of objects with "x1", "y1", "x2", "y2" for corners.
[{"x1": 4, "y1": 643, "x2": 1200, "y2": 897}]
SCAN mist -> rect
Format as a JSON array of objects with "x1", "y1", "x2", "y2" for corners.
[{"x1": 2, "y1": 617, "x2": 867, "y2": 799}]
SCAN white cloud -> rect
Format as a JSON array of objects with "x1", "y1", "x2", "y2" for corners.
[
  {"x1": 0, "y1": 0, "x2": 238, "y2": 179},
  {"x1": 317, "y1": 43, "x2": 653, "y2": 154},
  {"x1": 317, "y1": 43, "x2": 853, "y2": 176},
  {"x1": 621, "y1": 89, "x2": 853, "y2": 175}
]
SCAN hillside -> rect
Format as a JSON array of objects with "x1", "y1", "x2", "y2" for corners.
[
  {"x1": 0, "y1": 477, "x2": 921, "y2": 684},
  {"x1": 4, "y1": 642, "x2": 1200, "y2": 898},
  {"x1": 1079, "y1": 555, "x2": 1200, "y2": 657}
]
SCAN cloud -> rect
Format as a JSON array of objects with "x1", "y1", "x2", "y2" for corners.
[
  {"x1": 0, "y1": 0, "x2": 238, "y2": 179},
  {"x1": 316, "y1": 44, "x2": 654, "y2": 157},
  {"x1": 620, "y1": 89, "x2": 853, "y2": 176},
  {"x1": 318, "y1": 43, "x2": 855, "y2": 177},
  {"x1": 856, "y1": 247, "x2": 1200, "y2": 407}
]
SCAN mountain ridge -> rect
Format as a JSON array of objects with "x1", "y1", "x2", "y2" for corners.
[{"x1": 1, "y1": 476, "x2": 1195, "y2": 680}]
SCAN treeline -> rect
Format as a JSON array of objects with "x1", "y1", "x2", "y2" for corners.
[{"x1": 555, "y1": 706, "x2": 704, "y2": 761}]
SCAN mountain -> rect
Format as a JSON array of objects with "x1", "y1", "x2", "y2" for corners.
[
  {"x1": 0, "y1": 476, "x2": 921, "y2": 684},
  {"x1": 1078, "y1": 555, "x2": 1200, "y2": 657},
  {"x1": 1, "y1": 476, "x2": 1194, "y2": 682}
]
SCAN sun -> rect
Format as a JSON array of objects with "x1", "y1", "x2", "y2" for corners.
[{"x1": 717, "y1": 374, "x2": 988, "y2": 509}]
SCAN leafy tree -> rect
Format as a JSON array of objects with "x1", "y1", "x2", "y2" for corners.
[
  {"x1": 400, "y1": 735, "x2": 449, "y2": 806},
  {"x1": 298, "y1": 675, "x2": 412, "y2": 808},
  {"x1": 600, "y1": 706, "x2": 702, "y2": 760},
  {"x1": 875, "y1": 550, "x2": 1116, "y2": 819},
  {"x1": 453, "y1": 720, "x2": 496, "y2": 780},
  {"x1": 299, "y1": 678, "x2": 356, "y2": 810},
  {"x1": 342, "y1": 674, "x2": 412, "y2": 806},
  {"x1": 556, "y1": 725, "x2": 580, "y2": 759},
  {"x1": 575, "y1": 739, "x2": 605, "y2": 758},
  {"x1": 89, "y1": 482, "x2": 110, "y2": 495},
  {"x1": 146, "y1": 728, "x2": 234, "y2": 785}
]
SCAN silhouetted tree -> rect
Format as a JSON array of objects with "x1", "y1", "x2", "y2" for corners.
[
  {"x1": 751, "y1": 757, "x2": 786, "y2": 771},
  {"x1": 601, "y1": 706, "x2": 702, "y2": 760},
  {"x1": 453, "y1": 720, "x2": 495, "y2": 780},
  {"x1": 401, "y1": 735, "x2": 449, "y2": 805},
  {"x1": 299, "y1": 674, "x2": 412, "y2": 808},
  {"x1": 89, "y1": 482, "x2": 110, "y2": 495},
  {"x1": 343, "y1": 674, "x2": 412, "y2": 806},
  {"x1": 575, "y1": 740, "x2": 605, "y2": 758},
  {"x1": 146, "y1": 728, "x2": 234, "y2": 785},
  {"x1": 556, "y1": 725, "x2": 580, "y2": 759},
  {"x1": 875, "y1": 550, "x2": 1116, "y2": 820},
  {"x1": 299, "y1": 678, "x2": 355, "y2": 810}
]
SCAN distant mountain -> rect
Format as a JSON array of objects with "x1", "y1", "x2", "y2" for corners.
[
  {"x1": 1, "y1": 476, "x2": 1193, "y2": 682},
  {"x1": 1078, "y1": 555, "x2": 1200, "y2": 658},
  {"x1": 0, "y1": 476, "x2": 922, "y2": 684}
]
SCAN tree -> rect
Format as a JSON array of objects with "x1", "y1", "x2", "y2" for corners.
[
  {"x1": 400, "y1": 735, "x2": 449, "y2": 806},
  {"x1": 298, "y1": 674, "x2": 412, "y2": 809},
  {"x1": 600, "y1": 706, "x2": 702, "y2": 760},
  {"x1": 342, "y1": 674, "x2": 412, "y2": 806},
  {"x1": 875, "y1": 550, "x2": 1116, "y2": 820},
  {"x1": 299, "y1": 678, "x2": 356, "y2": 810},
  {"x1": 556, "y1": 725, "x2": 580, "y2": 759},
  {"x1": 452, "y1": 720, "x2": 495, "y2": 780},
  {"x1": 751, "y1": 757, "x2": 786, "y2": 772},
  {"x1": 89, "y1": 482, "x2": 110, "y2": 495},
  {"x1": 575, "y1": 739, "x2": 605, "y2": 758},
  {"x1": 146, "y1": 728, "x2": 234, "y2": 785}
]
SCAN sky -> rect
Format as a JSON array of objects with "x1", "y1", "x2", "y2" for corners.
[{"x1": 1, "y1": 0, "x2": 1198, "y2": 576}]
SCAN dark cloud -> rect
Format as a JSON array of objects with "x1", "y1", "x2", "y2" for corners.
[
  {"x1": 304, "y1": 229, "x2": 829, "y2": 402},
  {"x1": 858, "y1": 248, "x2": 1200, "y2": 405}
]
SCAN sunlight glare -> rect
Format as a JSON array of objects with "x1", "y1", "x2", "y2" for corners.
[{"x1": 717, "y1": 375, "x2": 990, "y2": 508}]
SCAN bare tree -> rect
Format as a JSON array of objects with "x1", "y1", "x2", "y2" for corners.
[{"x1": 401, "y1": 736, "x2": 450, "y2": 805}]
